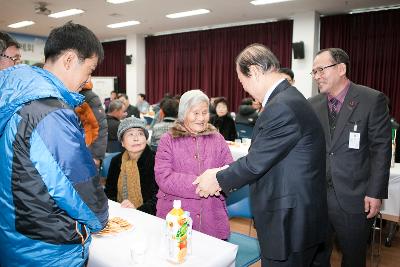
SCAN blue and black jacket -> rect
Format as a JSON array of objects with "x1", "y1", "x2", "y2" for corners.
[{"x1": 0, "y1": 65, "x2": 109, "y2": 267}]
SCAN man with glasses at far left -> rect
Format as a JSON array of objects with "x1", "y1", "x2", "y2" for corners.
[{"x1": 0, "y1": 31, "x2": 21, "y2": 70}]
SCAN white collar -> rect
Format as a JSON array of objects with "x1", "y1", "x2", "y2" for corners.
[{"x1": 261, "y1": 78, "x2": 285, "y2": 107}]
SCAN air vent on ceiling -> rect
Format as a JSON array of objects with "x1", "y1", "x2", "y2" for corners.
[{"x1": 35, "y1": 2, "x2": 51, "y2": 16}]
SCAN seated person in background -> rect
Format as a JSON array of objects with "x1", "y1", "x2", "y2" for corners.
[
  {"x1": 155, "y1": 89, "x2": 233, "y2": 239},
  {"x1": 105, "y1": 117, "x2": 158, "y2": 215},
  {"x1": 136, "y1": 93, "x2": 150, "y2": 114},
  {"x1": 106, "y1": 99, "x2": 126, "y2": 153},
  {"x1": 75, "y1": 79, "x2": 108, "y2": 169},
  {"x1": 209, "y1": 97, "x2": 237, "y2": 141},
  {"x1": 279, "y1": 67, "x2": 295, "y2": 85},
  {"x1": 150, "y1": 98, "x2": 179, "y2": 150},
  {"x1": 118, "y1": 93, "x2": 140, "y2": 118},
  {"x1": 235, "y1": 97, "x2": 258, "y2": 126},
  {"x1": 104, "y1": 90, "x2": 117, "y2": 113}
]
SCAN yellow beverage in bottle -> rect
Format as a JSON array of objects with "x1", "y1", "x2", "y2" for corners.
[{"x1": 166, "y1": 200, "x2": 190, "y2": 263}]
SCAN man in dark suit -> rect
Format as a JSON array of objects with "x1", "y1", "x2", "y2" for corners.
[
  {"x1": 194, "y1": 43, "x2": 328, "y2": 267},
  {"x1": 308, "y1": 48, "x2": 391, "y2": 267}
]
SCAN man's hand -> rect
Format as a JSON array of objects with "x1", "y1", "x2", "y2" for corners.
[
  {"x1": 193, "y1": 166, "x2": 228, "y2": 198},
  {"x1": 121, "y1": 199, "x2": 135, "y2": 209},
  {"x1": 364, "y1": 196, "x2": 381, "y2": 219}
]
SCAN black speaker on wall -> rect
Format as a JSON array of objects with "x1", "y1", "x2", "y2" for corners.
[
  {"x1": 125, "y1": 55, "x2": 132, "y2": 64},
  {"x1": 292, "y1": 41, "x2": 304, "y2": 59}
]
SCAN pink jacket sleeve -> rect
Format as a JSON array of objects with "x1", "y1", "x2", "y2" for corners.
[{"x1": 216, "y1": 133, "x2": 234, "y2": 167}]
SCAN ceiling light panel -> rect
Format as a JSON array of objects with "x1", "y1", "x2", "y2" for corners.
[
  {"x1": 107, "y1": 21, "x2": 140, "y2": 28},
  {"x1": 8, "y1": 21, "x2": 35, "y2": 28},
  {"x1": 166, "y1": 9, "x2": 210, "y2": 19},
  {"x1": 106, "y1": 0, "x2": 135, "y2": 4},
  {"x1": 250, "y1": 0, "x2": 294, "y2": 5},
  {"x1": 49, "y1": 9, "x2": 84, "y2": 18}
]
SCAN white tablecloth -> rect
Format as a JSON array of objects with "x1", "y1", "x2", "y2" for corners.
[
  {"x1": 228, "y1": 143, "x2": 249, "y2": 161},
  {"x1": 381, "y1": 163, "x2": 400, "y2": 220},
  {"x1": 227, "y1": 143, "x2": 400, "y2": 221},
  {"x1": 88, "y1": 201, "x2": 237, "y2": 267}
]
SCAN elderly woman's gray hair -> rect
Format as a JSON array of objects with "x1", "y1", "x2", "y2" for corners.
[
  {"x1": 178, "y1": 89, "x2": 209, "y2": 122},
  {"x1": 236, "y1": 43, "x2": 280, "y2": 77}
]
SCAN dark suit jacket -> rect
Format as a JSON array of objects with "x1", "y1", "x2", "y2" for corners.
[
  {"x1": 217, "y1": 80, "x2": 328, "y2": 261},
  {"x1": 309, "y1": 83, "x2": 391, "y2": 213},
  {"x1": 104, "y1": 145, "x2": 158, "y2": 215}
]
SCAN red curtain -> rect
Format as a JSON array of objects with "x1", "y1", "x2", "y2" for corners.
[
  {"x1": 320, "y1": 9, "x2": 400, "y2": 121},
  {"x1": 145, "y1": 20, "x2": 293, "y2": 111},
  {"x1": 93, "y1": 40, "x2": 126, "y2": 93}
]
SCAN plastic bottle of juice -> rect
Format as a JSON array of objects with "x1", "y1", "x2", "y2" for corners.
[{"x1": 166, "y1": 200, "x2": 191, "y2": 263}]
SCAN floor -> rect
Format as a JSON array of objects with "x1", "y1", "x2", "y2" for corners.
[{"x1": 229, "y1": 218, "x2": 400, "y2": 267}]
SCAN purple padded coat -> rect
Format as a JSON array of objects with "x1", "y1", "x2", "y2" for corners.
[{"x1": 155, "y1": 123, "x2": 233, "y2": 239}]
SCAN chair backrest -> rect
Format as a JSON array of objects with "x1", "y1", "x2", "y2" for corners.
[
  {"x1": 226, "y1": 185, "x2": 252, "y2": 219},
  {"x1": 236, "y1": 123, "x2": 254, "y2": 139},
  {"x1": 144, "y1": 116, "x2": 153, "y2": 125},
  {"x1": 100, "y1": 152, "x2": 119, "y2": 178},
  {"x1": 226, "y1": 185, "x2": 261, "y2": 267}
]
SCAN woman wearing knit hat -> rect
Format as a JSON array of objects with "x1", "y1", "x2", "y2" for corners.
[
  {"x1": 104, "y1": 116, "x2": 158, "y2": 215},
  {"x1": 155, "y1": 89, "x2": 233, "y2": 239}
]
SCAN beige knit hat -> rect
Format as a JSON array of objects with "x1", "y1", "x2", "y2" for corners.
[{"x1": 117, "y1": 116, "x2": 149, "y2": 141}]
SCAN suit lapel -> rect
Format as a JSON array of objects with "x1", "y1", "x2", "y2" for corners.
[
  {"x1": 331, "y1": 84, "x2": 359, "y2": 148},
  {"x1": 315, "y1": 96, "x2": 331, "y2": 148}
]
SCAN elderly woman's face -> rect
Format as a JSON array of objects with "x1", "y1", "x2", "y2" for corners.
[
  {"x1": 216, "y1": 102, "x2": 228, "y2": 117},
  {"x1": 121, "y1": 128, "x2": 147, "y2": 155},
  {"x1": 184, "y1": 101, "x2": 209, "y2": 134}
]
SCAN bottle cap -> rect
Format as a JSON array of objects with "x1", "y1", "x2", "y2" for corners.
[{"x1": 173, "y1": 200, "x2": 181, "y2": 209}]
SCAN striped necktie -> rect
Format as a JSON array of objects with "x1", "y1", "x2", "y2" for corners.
[{"x1": 329, "y1": 97, "x2": 339, "y2": 135}]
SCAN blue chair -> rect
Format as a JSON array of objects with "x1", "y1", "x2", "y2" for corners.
[
  {"x1": 144, "y1": 116, "x2": 153, "y2": 125},
  {"x1": 100, "y1": 152, "x2": 119, "y2": 178},
  {"x1": 236, "y1": 123, "x2": 254, "y2": 139},
  {"x1": 227, "y1": 185, "x2": 261, "y2": 267},
  {"x1": 226, "y1": 185, "x2": 252, "y2": 220}
]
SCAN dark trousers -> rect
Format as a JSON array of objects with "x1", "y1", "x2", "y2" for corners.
[
  {"x1": 261, "y1": 244, "x2": 320, "y2": 267},
  {"x1": 314, "y1": 188, "x2": 373, "y2": 267}
]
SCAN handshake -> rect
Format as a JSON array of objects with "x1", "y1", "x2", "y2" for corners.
[{"x1": 192, "y1": 165, "x2": 229, "y2": 198}]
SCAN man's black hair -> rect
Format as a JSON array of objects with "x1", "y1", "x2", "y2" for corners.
[
  {"x1": 44, "y1": 22, "x2": 104, "y2": 63},
  {"x1": 161, "y1": 98, "x2": 179, "y2": 118},
  {"x1": 279, "y1": 67, "x2": 294, "y2": 80}
]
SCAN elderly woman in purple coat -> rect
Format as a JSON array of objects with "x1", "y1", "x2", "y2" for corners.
[{"x1": 155, "y1": 89, "x2": 233, "y2": 239}]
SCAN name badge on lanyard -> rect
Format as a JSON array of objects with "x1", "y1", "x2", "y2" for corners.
[{"x1": 349, "y1": 123, "x2": 360, "y2": 149}]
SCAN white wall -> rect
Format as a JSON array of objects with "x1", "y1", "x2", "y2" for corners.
[
  {"x1": 126, "y1": 33, "x2": 146, "y2": 105},
  {"x1": 291, "y1": 11, "x2": 320, "y2": 98}
]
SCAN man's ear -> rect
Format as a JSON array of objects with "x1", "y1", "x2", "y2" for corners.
[
  {"x1": 338, "y1": 63, "x2": 347, "y2": 77},
  {"x1": 62, "y1": 51, "x2": 76, "y2": 70},
  {"x1": 248, "y1": 65, "x2": 259, "y2": 78}
]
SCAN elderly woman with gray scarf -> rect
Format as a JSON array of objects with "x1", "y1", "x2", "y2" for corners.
[
  {"x1": 104, "y1": 116, "x2": 158, "y2": 215},
  {"x1": 155, "y1": 90, "x2": 233, "y2": 239}
]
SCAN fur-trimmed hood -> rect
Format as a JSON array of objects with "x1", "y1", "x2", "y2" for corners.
[{"x1": 169, "y1": 121, "x2": 218, "y2": 138}]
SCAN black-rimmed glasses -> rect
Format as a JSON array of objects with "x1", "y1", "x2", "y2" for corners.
[
  {"x1": 0, "y1": 53, "x2": 21, "y2": 65},
  {"x1": 310, "y1": 63, "x2": 339, "y2": 77}
]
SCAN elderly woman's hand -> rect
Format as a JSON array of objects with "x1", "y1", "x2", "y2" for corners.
[{"x1": 121, "y1": 199, "x2": 136, "y2": 209}]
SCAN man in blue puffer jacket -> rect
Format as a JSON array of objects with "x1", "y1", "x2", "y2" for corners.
[{"x1": 0, "y1": 22, "x2": 109, "y2": 267}]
